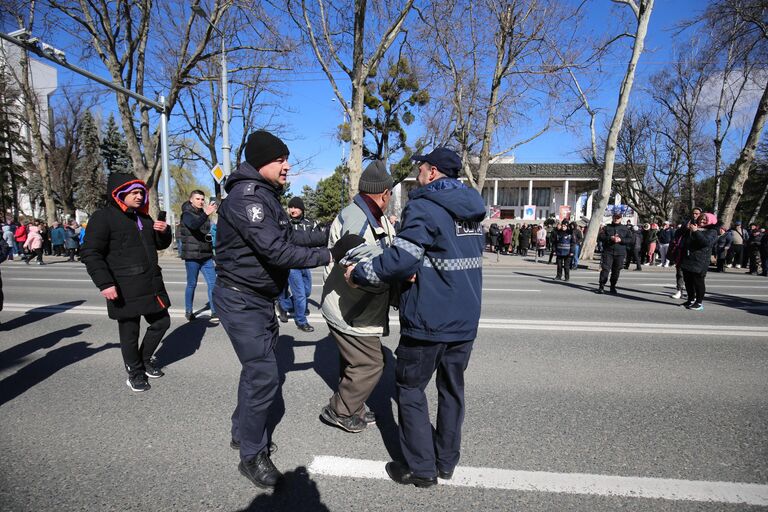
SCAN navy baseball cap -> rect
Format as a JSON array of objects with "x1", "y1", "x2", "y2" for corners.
[{"x1": 412, "y1": 147, "x2": 462, "y2": 178}]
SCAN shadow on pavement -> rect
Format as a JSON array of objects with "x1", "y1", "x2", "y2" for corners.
[
  {"x1": 0, "y1": 300, "x2": 86, "y2": 332},
  {"x1": 238, "y1": 466, "x2": 329, "y2": 511},
  {"x1": 697, "y1": 290, "x2": 768, "y2": 316},
  {"x1": 154, "y1": 318, "x2": 212, "y2": 367},
  {"x1": 267, "y1": 335, "x2": 316, "y2": 442},
  {"x1": 0, "y1": 323, "x2": 91, "y2": 372},
  {"x1": 0, "y1": 341, "x2": 118, "y2": 406}
]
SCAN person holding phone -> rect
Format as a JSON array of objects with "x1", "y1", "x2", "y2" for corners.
[
  {"x1": 81, "y1": 173, "x2": 172, "y2": 392},
  {"x1": 180, "y1": 190, "x2": 219, "y2": 322}
]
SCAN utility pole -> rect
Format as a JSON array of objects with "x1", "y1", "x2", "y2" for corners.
[{"x1": 192, "y1": 6, "x2": 231, "y2": 200}]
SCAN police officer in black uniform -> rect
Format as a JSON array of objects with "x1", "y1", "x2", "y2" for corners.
[
  {"x1": 213, "y1": 130, "x2": 332, "y2": 489},
  {"x1": 597, "y1": 213, "x2": 634, "y2": 294}
]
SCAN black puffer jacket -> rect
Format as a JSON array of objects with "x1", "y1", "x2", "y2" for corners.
[
  {"x1": 679, "y1": 226, "x2": 718, "y2": 273},
  {"x1": 598, "y1": 222, "x2": 633, "y2": 255},
  {"x1": 81, "y1": 173, "x2": 172, "y2": 320},
  {"x1": 214, "y1": 162, "x2": 330, "y2": 298},
  {"x1": 179, "y1": 201, "x2": 213, "y2": 260}
]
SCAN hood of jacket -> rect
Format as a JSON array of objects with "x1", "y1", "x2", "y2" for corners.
[
  {"x1": 224, "y1": 161, "x2": 281, "y2": 195},
  {"x1": 408, "y1": 178, "x2": 486, "y2": 222},
  {"x1": 28, "y1": 225, "x2": 40, "y2": 234},
  {"x1": 108, "y1": 173, "x2": 149, "y2": 215}
]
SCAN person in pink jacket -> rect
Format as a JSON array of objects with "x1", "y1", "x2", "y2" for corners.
[{"x1": 23, "y1": 224, "x2": 45, "y2": 265}]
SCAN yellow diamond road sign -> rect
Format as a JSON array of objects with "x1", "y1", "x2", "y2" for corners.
[{"x1": 210, "y1": 164, "x2": 225, "y2": 184}]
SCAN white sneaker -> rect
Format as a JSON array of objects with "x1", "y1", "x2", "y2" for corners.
[
  {"x1": 671, "y1": 290, "x2": 682, "y2": 299},
  {"x1": 735, "y1": 264, "x2": 741, "y2": 269}
]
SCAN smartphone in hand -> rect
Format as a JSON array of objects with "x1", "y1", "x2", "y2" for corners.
[{"x1": 158, "y1": 210, "x2": 167, "y2": 222}]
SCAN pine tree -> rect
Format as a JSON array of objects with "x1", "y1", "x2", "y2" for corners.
[
  {"x1": 75, "y1": 110, "x2": 107, "y2": 214},
  {"x1": 0, "y1": 71, "x2": 31, "y2": 221},
  {"x1": 100, "y1": 114, "x2": 132, "y2": 175},
  {"x1": 311, "y1": 165, "x2": 349, "y2": 224}
]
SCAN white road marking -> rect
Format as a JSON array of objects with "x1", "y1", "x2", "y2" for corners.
[
  {"x1": 308, "y1": 456, "x2": 768, "y2": 505},
  {"x1": 4, "y1": 277, "x2": 190, "y2": 285},
  {"x1": 2, "y1": 303, "x2": 764, "y2": 337}
]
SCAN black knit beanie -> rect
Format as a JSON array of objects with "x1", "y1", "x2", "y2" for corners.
[
  {"x1": 288, "y1": 196, "x2": 305, "y2": 211},
  {"x1": 359, "y1": 160, "x2": 393, "y2": 194},
  {"x1": 244, "y1": 130, "x2": 289, "y2": 170}
]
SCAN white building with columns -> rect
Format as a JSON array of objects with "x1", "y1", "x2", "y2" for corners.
[{"x1": 398, "y1": 160, "x2": 641, "y2": 224}]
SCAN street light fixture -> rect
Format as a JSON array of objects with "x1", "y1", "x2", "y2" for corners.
[
  {"x1": 193, "y1": 5, "x2": 231, "y2": 200},
  {"x1": 0, "y1": 29, "x2": 173, "y2": 224}
]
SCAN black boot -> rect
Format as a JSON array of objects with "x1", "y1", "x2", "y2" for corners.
[
  {"x1": 596, "y1": 285, "x2": 605, "y2": 294},
  {"x1": 239, "y1": 451, "x2": 282, "y2": 489}
]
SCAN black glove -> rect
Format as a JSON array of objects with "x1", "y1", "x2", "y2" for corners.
[{"x1": 331, "y1": 233, "x2": 366, "y2": 262}]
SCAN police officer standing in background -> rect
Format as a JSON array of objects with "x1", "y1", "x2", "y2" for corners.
[
  {"x1": 179, "y1": 190, "x2": 218, "y2": 322},
  {"x1": 213, "y1": 131, "x2": 332, "y2": 489},
  {"x1": 597, "y1": 213, "x2": 633, "y2": 294},
  {"x1": 346, "y1": 148, "x2": 486, "y2": 488}
]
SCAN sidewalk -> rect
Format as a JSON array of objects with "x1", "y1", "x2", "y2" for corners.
[{"x1": 480, "y1": 251, "x2": 677, "y2": 272}]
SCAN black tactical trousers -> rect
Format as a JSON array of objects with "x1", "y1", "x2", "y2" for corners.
[{"x1": 599, "y1": 252, "x2": 625, "y2": 288}]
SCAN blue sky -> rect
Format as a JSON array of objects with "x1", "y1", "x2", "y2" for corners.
[
  {"x1": 5, "y1": 0, "x2": 745, "y2": 195},
  {"x1": 277, "y1": 0, "x2": 715, "y2": 191}
]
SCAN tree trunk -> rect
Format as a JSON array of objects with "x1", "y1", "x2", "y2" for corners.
[
  {"x1": 686, "y1": 138, "x2": 696, "y2": 211},
  {"x1": 348, "y1": 75, "x2": 366, "y2": 200},
  {"x1": 748, "y1": 180, "x2": 768, "y2": 225},
  {"x1": 19, "y1": 52, "x2": 56, "y2": 224},
  {"x1": 581, "y1": 0, "x2": 653, "y2": 260},
  {"x1": 720, "y1": 79, "x2": 768, "y2": 228},
  {"x1": 713, "y1": 138, "x2": 723, "y2": 216}
]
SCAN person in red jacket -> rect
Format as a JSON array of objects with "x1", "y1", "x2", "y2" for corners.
[{"x1": 14, "y1": 222, "x2": 27, "y2": 258}]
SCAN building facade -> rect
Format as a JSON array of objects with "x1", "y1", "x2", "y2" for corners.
[
  {"x1": 0, "y1": 41, "x2": 58, "y2": 220},
  {"x1": 397, "y1": 160, "x2": 640, "y2": 225}
]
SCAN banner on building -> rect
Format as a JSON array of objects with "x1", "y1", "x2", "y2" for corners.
[
  {"x1": 489, "y1": 206, "x2": 501, "y2": 219},
  {"x1": 523, "y1": 205, "x2": 536, "y2": 220}
]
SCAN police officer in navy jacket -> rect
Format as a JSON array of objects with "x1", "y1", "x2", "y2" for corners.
[
  {"x1": 213, "y1": 131, "x2": 331, "y2": 489},
  {"x1": 347, "y1": 147, "x2": 486, "y2": 488}
]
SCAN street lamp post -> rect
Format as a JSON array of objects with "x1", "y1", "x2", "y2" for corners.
[{"x1": 192, "y1": 6, "x2": 231, "y2": 200}]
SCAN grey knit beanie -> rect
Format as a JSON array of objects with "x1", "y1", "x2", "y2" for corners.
[{"x1": 359, "y1": 160, "x2": 393, "y2": 194}]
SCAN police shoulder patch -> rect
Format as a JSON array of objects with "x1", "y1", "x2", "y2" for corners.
[
  {"x1": 244, "y1": 183, "x2": 256, "y2": 195},
  {"x1": 246, "y1": 203, "x2": 265, "y2": 223}
]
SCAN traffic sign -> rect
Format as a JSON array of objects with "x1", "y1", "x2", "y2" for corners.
[{"x1": 210, "y1": 164, "x2": 225, "y2": 184}]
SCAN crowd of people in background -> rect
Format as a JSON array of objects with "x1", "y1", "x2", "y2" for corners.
[
  {"x1": 486, "y1": 220, "x2": 586, "y2": 271},
  {"x1": 484, "y1": 217, "x2": 767, "y2": 278},
  {"x1": 1, "y1": 218, "x2": 85, "y2": 264}
]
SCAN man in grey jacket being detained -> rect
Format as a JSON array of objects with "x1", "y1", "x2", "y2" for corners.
[{"x1": 319, "y1": 160, "x2": 397, "y2": 433}]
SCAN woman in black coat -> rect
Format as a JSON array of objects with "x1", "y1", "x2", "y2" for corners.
[
  {"x1": 81, "y1": 173, "x2": 173, "y2": 392},
  {"x1": 679, "y1": 212, "x2": 718, "y2": 311}
]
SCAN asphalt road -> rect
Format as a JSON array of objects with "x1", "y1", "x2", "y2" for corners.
[{"x1": 0, "y1": 255, "x2": 766, "y2": 511}]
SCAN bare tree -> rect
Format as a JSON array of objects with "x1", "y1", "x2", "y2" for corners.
[
  {"x1": 288, "y1": 0, "x2": 415, "y2": 198},
  {"x1": 4, "y1": 1, "x2": 58, "y2": 223},
  {"x1": 48, "y1": 0, "x2": 234, "y2": 215},
  {"x1": 580, "y1": 0, "x2": 654, "y2": 261},
  {"x1": 49, "y1": 91, "x2": 88, "y2": 217},
  {"x1": 649, "y1": 42, "x2": 709, "y2": 211},
  {"x1": 417, "y1": 0, "x2": 577, "y2": 193},
  {"x1": 613, "y1": 110, "x2": 684, "y2": 221},
  {"x1": 699, "y1": 0, "x2": 768, "y2": 228},
  {"x1": 172, "y1": 2, "x2": 293, "y2": 200}
]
